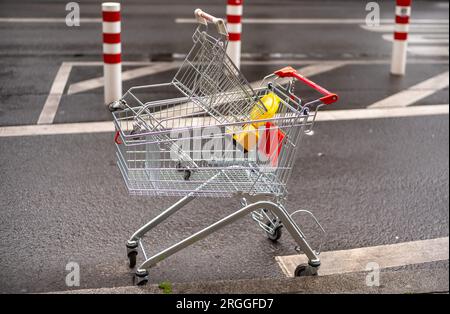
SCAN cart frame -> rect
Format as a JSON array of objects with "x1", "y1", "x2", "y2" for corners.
[{"x1": 110, "y1": 9, "x2": 338, "y2": 284}]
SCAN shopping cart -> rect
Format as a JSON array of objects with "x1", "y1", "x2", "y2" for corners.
[{"x1": 110, "y1": 9, "x2": 338, "y2": 285}]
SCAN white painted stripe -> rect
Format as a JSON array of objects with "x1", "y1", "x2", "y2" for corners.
[
  {"x1": 396, "y1": 6, "x2": 412, "y2": 17},
  {"x1": 394, "y1": 24, "x2": 410, "y2": 33},
  {"x1": 67, "y1": 61, "x2": 155, "y2": 66},
  {"x1": 102, "y1": 43, "x2": 121, "y2": 54},
  {"x1": 318, "y1": 104, "x2": 448, "y2": 121},
  {"x1": 176, "y1": 18, "x2": 449, "y2": 25},
  {"x1": 251, "y1": 62, "x2": 346, "y2": 88},
  {"x1": 226, "y1": 5, "x2": 243, "y2": 16},
  {"x1": 241, "y1": 59, "x2": 448, "y2": 66},
  {"x1": 276, "y1": 237, "x2": 449, "y2": 277},
  {"x1": 383, "y1": 34, "x2": 449, "y2": 44},
  {"x1": 360, "y1": 24, "x2": 449, "y2": 33},
  {"x1": 37, "y1": 63, "x2": 72, "y2": 124},
  {"x1": 369, "y1": 71, "x2": 449, "y2": 108},
  {"x1": 0, "y1": 18, "x2": 101, "y2": 23},
  {"x1": 2, "y1": 105, "x2": 447, "y2": 138},
  {"x1": 157, "y1": 62, "x2": 345, "y2": 117},
  {"x1": 67, "y1": 62, "x2": 180, "y2": 95},
  {"x1": 408, "y1": 46, "x2": 449, "y2": 57},
  {"x1": 102, "y1": 21, "x2": 120, "y2": 34},
  {"x1": 227, "y1": 23, "x2": 242, "y2": 33},
  {"x1": 62, "y1": 59, "x2": 449, "y2": 67},
  {"x1": 0, "y1": 121, "x2": 114, "y2": 137}
]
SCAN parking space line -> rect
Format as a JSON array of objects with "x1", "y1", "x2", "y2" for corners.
[
  {"x1": 319, "y1": 104, "x2": 448, "y2": 120},
  {"x1": 176, "y1": 18, "x2": 449, "y2": 25},
  {"x1": 369, "y1": 71, "x2": 449, "y2": 108},
  {"x1": 154, "y1": 62, "x2": 344, "y2": 118},
  {"x1": 408, "y1": 46, "x2": 449, "y2": 57},
  {"x1": 67, "y1": 62, "x2": 181, "y2": 95},
  {"x1": 250, "y1": 62, "x2": 345, "y2": 88},
  {"x1": 0, "y1": 121, "x2": 114, "y2": 137},
  {"x1": 361, "y1": 20, "x2": 449, "y2": 57},
  {"x1": 275, "y1": 237, "x2": 449, "y2": 277},
  {"x1": 382, "y1": 34, "x2": 449, "y2": 44},
  {"x1": 1, "y1": 105, "x2": 447, "y2": 138},
  {"x1": 67, "y1": 59, "x2": 449, "y2": 67},
  {"x1": 37, "y1": 62, "x2": 72, "y2": 124},
  {"x1": 0, "y1": 18, "x2": 101, "y2": 23},
  {"x1": 360, "y1": 24, "x2": 449, "y2": 33},
  {"x1": 36, "y1": 59, "x2": 448, "y2": 126}
]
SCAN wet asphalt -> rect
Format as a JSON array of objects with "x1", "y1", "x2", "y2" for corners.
[{"x1": 0, "y1": 0, "x2": 448, "y2": 293}]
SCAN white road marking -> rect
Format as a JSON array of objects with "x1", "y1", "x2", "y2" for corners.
[
  {"x1": 67, "y1": 62, "x2": 181, "y2": 95},
  {"x1": 360, "y1": 24, "x2": 450, "y2": 33},
  {"x1": 0, "y1": 121, "x2": 114, "y2": 137},
  {"x1": 155, "y1": 62, "x2": 345, "y2": 118},
  {"x1": 275, "y1": 237, "x2": 449, "y2": 277},
  {"x1": 250, "y1": 62, "x2": 346, "y2": 88},
  {"x1": 176, "y1": 18, "x2": 449, "y2": 25},
  {"x1": 2, "y1": 105, "x2": 447, "y2": 138},
  {"x1": 361, "y1": 22, "x2": 449, "y2": 57},
  {"x1": 0, "y1": 18, "x2": 101, "y2": 23},
  {"x1": 1, "y1": 17, "x2": 447, "y2": 25},
  {"x1": 65, "y1": 59, "x2": 449, "y2": 67},
  {"x1": 382, "y1": 34, "x2": 449, "y2": 44},
  {"x1": 240, "y1": 59, "x2": 448, "y2": 66},
  {"x1": 408, "y1": 46, "x2": 449, "y2": 57},
  {"x1": 319, "y1": 104, "x2": 448, "y2": 121},
  {"x1": 36, "y1": 59, "x2": 449, "y2": 126},
  {"x1": 67, "y1": 61, "x2": 155, "y2": 66},
  {"x1": 37, "y1": 62, "x2": 72, "y2": 124},
  {"x1": 368, "y1": 72, "x2": 449, "y2": 108}
]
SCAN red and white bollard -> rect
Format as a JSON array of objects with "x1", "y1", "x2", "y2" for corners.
[
  {"x1": 102, "y1": 2, "x2": 122, "y2": 104},
  {"x1": 226, "y1": 0, "x2": 243, "y2": 69},
  {"x1": 390, "y1": 0, "x2": 411, "y2": 75}
]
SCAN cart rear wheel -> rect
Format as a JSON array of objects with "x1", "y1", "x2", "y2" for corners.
[
  {"x1": 266, "y1": 220, "x2": 282, "y2": 242},
  {"x1": 294, "y1": 263, "x2": 318, "y2": 277},
  {"x1": 128, "y1": 251, "x2": 138, "y2": 268},
  {"x1": 134, "y1": 271, "x2": 149, "y2": 286}
]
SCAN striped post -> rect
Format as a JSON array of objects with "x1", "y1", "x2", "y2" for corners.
[
  {"x1": 226, "y1": 0, "x2": 243, "y2": 69},
  {"x1": 102, "y1": 2, "x2": 122, "y2": 104},
  {"x1": 390, "y1": 0, "x2": 411, "y2": 75}
]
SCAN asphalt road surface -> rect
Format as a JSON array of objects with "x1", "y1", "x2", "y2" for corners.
[{"x1": 0, "y1": 0, "x2": 448, "y2": 293}]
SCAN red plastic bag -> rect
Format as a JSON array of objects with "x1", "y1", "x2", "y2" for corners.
[{"x1": 258, "y1": 122, "x2": 285, "y2": 166}]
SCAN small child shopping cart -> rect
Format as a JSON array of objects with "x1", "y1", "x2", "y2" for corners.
[{"x1": 110, "y1": 9, "x2": 338, "y2": 285}]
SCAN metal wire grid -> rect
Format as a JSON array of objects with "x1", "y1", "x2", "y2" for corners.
[
  {"x1": 111, "y1": 24, "x2": 324, "y2": 198},
  {"x1": 171, "y1": 27, "x2": 265, "y2": 126},
  {"x1": 114, "y1": 108, "x2": 308, "y2": 197},
  {"x1": 113, "y1": 84, "x2": 316, "y2": 145}
]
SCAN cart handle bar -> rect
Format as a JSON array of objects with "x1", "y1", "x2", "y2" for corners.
[
  {"x1": 195, "y1": 8, "x2": 228, "y2": 36},
  {"x1": 274, "y1": 66, "x2": 339, "y2": 105}
]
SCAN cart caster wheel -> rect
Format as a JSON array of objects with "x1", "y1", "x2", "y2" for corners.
[
  {"x1": 108, "y1": 99, "x2": 126, "y2": 112},
  {"x1": 127, "y1": 250, "x2": 138, "y2": 268},
  {"x1": 183, "y1": 170, "x2": 191, "y2": 181},
  {"x1": 266, "y1": 220, "x2": 282, "y2": 242},
  {"x1": 134, "y1": 271, "x2": 149, "y2": 286},
  {"x1": 294, "y1": 263, "x2": 319, "y2": 277}
]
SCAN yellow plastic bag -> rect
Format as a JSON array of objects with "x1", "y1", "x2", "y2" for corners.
[
  {"x1": 232, "y1": 124, "x2": 259, "y2": 152},
  {"x1": 250, "y1": 92, "x2": 281, "y2": 127},
  {"x1": 231, "y1": 92, "x2": 281, "y2": 152}
]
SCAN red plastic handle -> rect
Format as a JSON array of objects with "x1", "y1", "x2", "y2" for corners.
[{"x1": 274, "y1": 66, "x2": 339, "y2": 105}]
